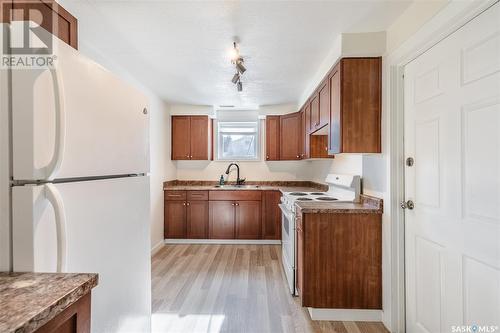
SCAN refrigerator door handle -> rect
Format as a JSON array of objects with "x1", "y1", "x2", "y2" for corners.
[
  {"x1": 36, "y1": 67, "x2": 66, "y2": 180},
  {"x1": 44, "y1": 184, "x2": 67, "y2": 272}
]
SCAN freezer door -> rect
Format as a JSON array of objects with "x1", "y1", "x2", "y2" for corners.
[
  {"x1": 12, "y1": 176, "x2": 151, "y2": 333},
  {"x1": 11, "y1": 21, "x2": 149, "y2": 181}
]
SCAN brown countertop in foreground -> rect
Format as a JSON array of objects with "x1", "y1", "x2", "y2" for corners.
[
  {"x1": 0, "y1": 272, "x2": 98, "y2": 333},
  {"x1": 295, "y1": 194, "x2": 383, "y2": 214},
  {"x1": 163, "y1": 180, "x2": 328, "y2": 192}
]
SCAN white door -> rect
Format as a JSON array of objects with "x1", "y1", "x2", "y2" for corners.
[
  {"x1": 10, "y1": 21, "x2": 149, "y2": 181},
  {"x1": 12, "y1": 176, "x2": 151, "y2": 333},
  {"x1": 404, "y1": 3, "x2": 500, "y2": 333}
]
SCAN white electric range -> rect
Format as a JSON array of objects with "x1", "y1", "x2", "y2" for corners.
[{"x1": 279, "y1": 174, "x2": 361, "y2": 295}]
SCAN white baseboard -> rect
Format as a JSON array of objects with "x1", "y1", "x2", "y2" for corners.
[
  {"x1": 307, "y1": 308, "x2": 382, "y2": 322},
  {"x1": 151, "y1": 240, "x2": 165, "y2": 256},
  {"x1": 164, "y1": 239, "x2": 281, "y2": 245}
]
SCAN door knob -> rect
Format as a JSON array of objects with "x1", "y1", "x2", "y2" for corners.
[{"x1": 401, "y1": 200, "x2": 414, "y2": 210}]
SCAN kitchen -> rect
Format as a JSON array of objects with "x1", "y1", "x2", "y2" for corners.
[{"x1": 1, "y1": 1, "x2": 499, "y2": 333}]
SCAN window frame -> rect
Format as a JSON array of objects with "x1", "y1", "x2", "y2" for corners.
[{"x1": 215, "y1": 121, "x2": 261, "y2": 161}]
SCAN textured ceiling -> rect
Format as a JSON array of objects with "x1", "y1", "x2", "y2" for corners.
[{"x1": 61, "y1": 0, "x2": 411, "y2": 107}]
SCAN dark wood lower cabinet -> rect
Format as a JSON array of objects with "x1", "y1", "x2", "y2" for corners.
[
  {"x1": 235, "y1": 201, "x2": 261, "y2": 239},
  {"x1": 166, "y1": 190, "x2": 278, "y2": 240},
  {"x1": 164, "y1": 201, "x2": 187, "y2": 238},
  {"x1": 262, "y1": 191, "x2": 282, "y2": 240},
  {"x1": 187, "y1": 201, "x2": 208, "y2": 238},
  {"x1": 296, "y1": 210, "x2": 382, "y2": 309},
  {"x1": 35, "y1": 293, "x2": 91, "y2": 333},
  {"x1": 209, "y1": 201, "x2": 235, "y2": 239}
]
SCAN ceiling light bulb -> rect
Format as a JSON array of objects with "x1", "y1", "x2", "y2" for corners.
[
  {"x1": 231, "y1": 73, "x2": 240, "y2": 84},
  {"x1": 230, "y1": 42, "x2": 239, "y2": 61},
  {"x1": 237, "y1": 81, "x2": 243, "y2": 92}
]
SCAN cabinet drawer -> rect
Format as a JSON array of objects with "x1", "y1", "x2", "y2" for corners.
[
  {"x1": 209, "y1": 190, "x2": 262, "y2": 201},
  {"x1": 164, "y1": 191, "x2": 187, "y2": 201},
  {"x1": 187, "y1": 191, "x2": 208, "y2": 201}
]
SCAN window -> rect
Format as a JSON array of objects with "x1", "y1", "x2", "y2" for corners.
[{"x1": 217, "y1": 121, "x2": 259, "y2": 160}]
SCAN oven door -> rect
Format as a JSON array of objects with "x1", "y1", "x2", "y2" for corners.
[{"x1": 279, "y1": 203, "x2": 296, "y2": 295}]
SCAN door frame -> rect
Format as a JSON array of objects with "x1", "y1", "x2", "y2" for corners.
[{"x1": 387, "y1": 0, "x2": 499, "y2": 331}]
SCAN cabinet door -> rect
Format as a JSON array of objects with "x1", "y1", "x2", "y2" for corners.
[
  {"x1": 328, "y1": 64, "x2": 341, "y2": 154},
  {"x1": 341, "y1": 58, "x2": 381, "y2": 153},
  {"x1": 310, "y1": 93, "x2": 320, "y2": 130},
  {"x1": 187, "y1": 201, "x2": 208, "y2": 239},
  {"x1": 235, "y1": 201, "x2": 261, "y2": 239},
  {"x1": 209, "y1": 201, "x2": 235, "y2": 239},
  {"x1": 190, "y1": 116, "x2": 209, "y2": 160},
  {"x1": 280, "y1": 112, "x2": 301, "y2": 160},
  {"x1": 262, "y1": 191, "x2": 282, "y2": 240},
  {"x1": 171, "y1": 116, "x2": 191, "y2": 160},
  {"x1": 10, "y1": 0, "x2": 78, "y2": 49},
  {"x1": 304, "y1": 103, "x2": 311, "y2": 134},
  {"x1": 164, "y1": 201, "x2": 186, "y2": 238},
  {"x1": 265, "y1": 116, "x2": 281, "y2": 161},
  {"x1": 318, "y1": 80, "x2": 329, "y2": 129}
]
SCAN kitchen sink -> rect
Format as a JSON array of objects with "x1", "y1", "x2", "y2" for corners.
[{"x1": 213, "y1": 184, "x2": 260, "y2": 189}]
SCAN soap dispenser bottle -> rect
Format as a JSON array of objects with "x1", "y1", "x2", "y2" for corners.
[{"x1": 219, "y1": 175, "x2": 225, "y2": 186}]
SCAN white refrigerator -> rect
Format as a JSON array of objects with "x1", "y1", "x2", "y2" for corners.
[{"x1": 1, "y1": 21, "x2": 152, "y2": 332}]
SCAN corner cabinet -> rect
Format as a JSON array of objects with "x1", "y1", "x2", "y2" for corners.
[
  {"x1": 328, "y1": 57, "x2": 382, "y2": 154},
  {"x1": 171, "y1": 116, "x2": 210, "y2": 160}
]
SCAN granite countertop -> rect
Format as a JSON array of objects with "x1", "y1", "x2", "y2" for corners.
[
  {"x1": 163, "y1": 180, "x2": 328, "y2": 193},
  {"x1": 0, "y1": 272, "x2": 98, "y2": 333},
  {"x1": 295, "y1": 194, "x2": 383, "y2": 214}
]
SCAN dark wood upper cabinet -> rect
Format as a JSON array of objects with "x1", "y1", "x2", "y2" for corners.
[
  {"x1": 318, "y1": 80, "x2": 330, "y2": 130},
  {"x1": 265, "y1": 115, "x2": 281, "y2": 161},
  {"x1": 235, "y1": 201, "x2": 261, "y2": 239},
  {"x1": 209, "y1": 201, "x2": 235, "y2": 239},
  {"x1": 171, "y1": 116, "x2": 191, "y2": 160},
  {"x1": 187, "y1": 201, "x2": 208, "y2": 239},
  {"x1": 164, "y1": 200, "x2": 187, "y2": 239},
  {"x1": 171, "y1": 115, "x2": 210, "y2": 160},
  {"x1": 280, "y1": 112, "x2": 302, "y2": 160},
  {"x1": 328, "y1": 57, "x2": 382, "y2": 154},
  {"x1": 329, "y1": 64, "x2": 342, "y2": 154},
  {"x1": 310, "y1": 94, "x2": 320, "y2": 131},
  {"x1": 7, "y1": 0, "x2": 78, "y2": 49},
  {"x1": 262, "y1": 190, "x2": 282, "y2": 240},
  {"x1": 304, "y1": 103, "x2": 311, "y2": 134},
  {"x1": 189, "y1": 116, "x2": 209, "y2": 160}
]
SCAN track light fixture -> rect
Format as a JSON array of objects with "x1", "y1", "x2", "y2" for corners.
[
  {"x1": 230, "y1": 42, "x2": 247, "y2": 92},
  {"x1": 231, "y1": 72, "x2": 240, "y2": 84},
  {"x1": 236, "y1": 59, "x2": 246, "y2": 74}
]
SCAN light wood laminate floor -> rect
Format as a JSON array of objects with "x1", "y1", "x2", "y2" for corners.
[{"x1": 152, "y1": 244, "x2": 388, "y2": 333}]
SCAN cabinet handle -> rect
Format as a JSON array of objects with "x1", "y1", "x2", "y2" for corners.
[
  {"x1": 190, "y1": 155, "x2": 193, "y2": 158},
  {"x1": 186, "y1": 202, "x2": 190, "y2": 206},
  {"x1": 235, "y1": 203, "x2": 239, "y2": 206},
  {"x1": 182, "y1": 202, "x2": 186, "y2": 206}
]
